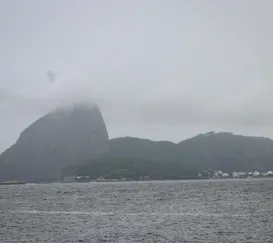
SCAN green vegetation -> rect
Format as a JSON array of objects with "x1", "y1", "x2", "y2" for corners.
[
  {"x1": 71, "y1": 132, "x2": 273, "y2": 180},
  {"x1": 75, "y1": 156, "x2": 198, "y2": 180},
  {"x1": 107, "y1": 133, "x2": 273, "y2": 173},
  {"x1": 178, "y1": 132, "x2": 273, "y2": 172}
]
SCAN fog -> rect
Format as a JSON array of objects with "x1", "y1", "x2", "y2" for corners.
[{"x1": 0, "y1": 0, "x2": 273, "y2": 153}]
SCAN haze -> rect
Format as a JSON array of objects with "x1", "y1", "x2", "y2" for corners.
[{"x1": 0, "y1": 0, "x2": 273, "y2": 153}]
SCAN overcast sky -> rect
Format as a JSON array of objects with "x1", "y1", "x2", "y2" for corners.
[{"x1": 1, "y1": 0, "x2": 273, "y2": 153}]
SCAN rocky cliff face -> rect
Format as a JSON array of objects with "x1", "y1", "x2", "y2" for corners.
[{"x1": 0, "y1": 104, "x2": 109, "y2": 182}]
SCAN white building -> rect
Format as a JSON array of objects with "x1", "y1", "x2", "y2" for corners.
[
  {"x1": 232, "y1": 172, "x2": 246, "y2": 178},
  {"x1": 253, "y1": 170, "x2": 260, "y2": 177},
  {"x1": 213, "y1": 171, "x2": 223, "y2": 179}
]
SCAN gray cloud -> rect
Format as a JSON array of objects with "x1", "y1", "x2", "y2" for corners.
[{"x1": 0, "y1": 0, "x2": 273, "y2": 152}]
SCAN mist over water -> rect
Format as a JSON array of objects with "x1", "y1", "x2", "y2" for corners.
[{"x1": 1, "y1": 179, "x2": 273, "y2": 242}]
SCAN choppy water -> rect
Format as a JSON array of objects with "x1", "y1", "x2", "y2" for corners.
[{"x1": 0, "y1": 179, "x2": 273, "y2": 242}]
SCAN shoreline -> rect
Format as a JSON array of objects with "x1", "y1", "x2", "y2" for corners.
[{"x1": 2, "y1": 177, "x2": 272, "y2": 185}]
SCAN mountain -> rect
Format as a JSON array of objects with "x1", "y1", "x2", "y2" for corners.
[
  {"x1": 178, "y1": 132, "x2": 273, "y2": 172},
  {"x1": 0, "y1": 104, "x2": 109, "y2": 182},
  {"x1": 105, "y1": 132, "x2": 273, "y2": 173},
  {"x1": 2, "y1": 108, "x2": 273, "y2": 182}
]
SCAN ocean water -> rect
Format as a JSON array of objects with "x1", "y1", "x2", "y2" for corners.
[{"x1": 0, "y1": 179, "x2": 273, "y2": 242}]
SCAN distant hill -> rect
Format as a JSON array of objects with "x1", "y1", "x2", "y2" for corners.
[
  {"x1": 70, "y1": 132, "x2": 273, "y2": 180},
  {"x1": 107, "y1": 133, "x2": 273, "y2": 173},
  {"x1": 0, "y1": 104, "x2": 109, "y2": 182},
  {"x1": 109, "y1": 137, "x2": 183, "y2": 163},
  {"x1": 178, "y1": 132, "x2": 273, "y2": 172}
]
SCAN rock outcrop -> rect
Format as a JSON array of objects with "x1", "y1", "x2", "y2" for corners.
[{"x1": 0, "y1": 104, "x2": 109, "y2": 182}]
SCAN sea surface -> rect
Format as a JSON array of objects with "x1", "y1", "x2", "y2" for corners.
[{"x1": 0, "y1": 179, "x2": 273, "y2": 242}]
